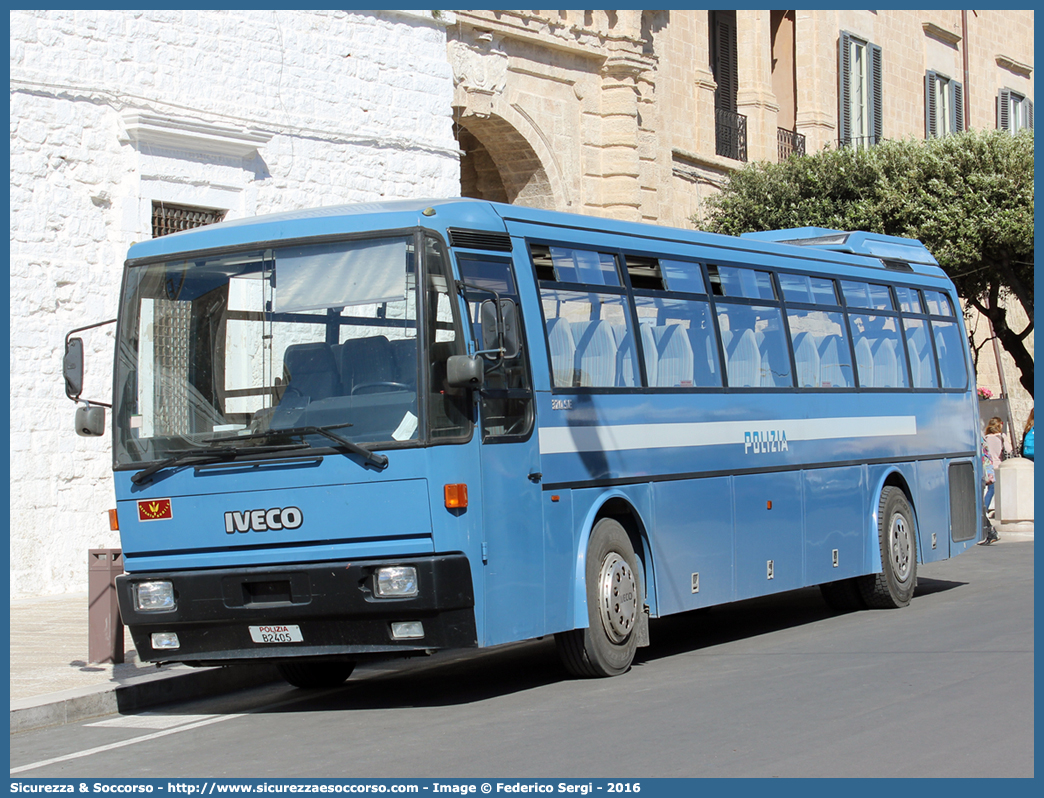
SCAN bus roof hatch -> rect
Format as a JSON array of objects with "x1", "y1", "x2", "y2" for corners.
[{"x1": 740, "y1": 227, "x2": 939, "y2": 267}]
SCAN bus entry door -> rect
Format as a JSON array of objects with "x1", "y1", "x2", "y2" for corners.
[
  {"x1": 456, "y1": 253, "x2": 543, "y2": 646},
  {"x1": 476, "y1": 430, "x2": 544, "y2": 646}
]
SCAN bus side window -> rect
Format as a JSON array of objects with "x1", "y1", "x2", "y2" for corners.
[
  {"x1": 842, "y1": 280, "x2": 894, "y2": 311},
  {"x1": 919, "y1": 289, "x2": 966, "y2": 390},
  {"x1": 716, "y1": 303, "x2": 792, "y2": 388},
  {"x1": 848, "y1": 313, "x2": 910, "y2": 389},
  {"x1": 902, "y1": 318, "x2": 939, "y2": 389},
  {"x1": 533, "y1": 244, "x2": 640, "y2": 389},
  {"x1": 932, "y1": 319, "x2": 968, "y2": 389},
  {"x1": 540, "y1": 289, "x2": 638, "y2": 388},
  {"x1": 633, "y1": 294, "x2": 721, "y2": 388},
  {"x1": 923, "y1": 290, "x2": 955, "y2": 317},
  {"x1": 785, "y1": 308, "x2": 854, "y2": 389}
]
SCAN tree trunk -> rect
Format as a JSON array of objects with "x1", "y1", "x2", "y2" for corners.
[{"x1": 969, "y1": 290, "x2": 1035, "y2": 398}]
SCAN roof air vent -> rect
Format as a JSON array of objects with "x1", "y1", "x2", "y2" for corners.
[
  {"x1": 882, "y1": 259, "x2": 915, "y2": 272},
  {"x1": 448, "y1": 229, "x2": 512, "y2": 252}
]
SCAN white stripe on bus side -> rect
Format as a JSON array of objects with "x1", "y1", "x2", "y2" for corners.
[{"x1": 537, "y1": 415, "x2": 917, "y2": 456}]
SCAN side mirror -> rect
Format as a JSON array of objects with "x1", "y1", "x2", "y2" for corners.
[
  {"x1": 446, "y1": 355, "x2": 485, "y2": 389},
  {"x1": 75, "y1": 404, "x2": 106, "y2": 437},
  {"x1": 479, "y1": 299, "x2": 521, "y2": 360},
  {"x1": 64, "y1": 337, "x2": 84, "y2": 400},
  {"x1": 62, "y1": 320, "x2": 116, "y2": 437}
]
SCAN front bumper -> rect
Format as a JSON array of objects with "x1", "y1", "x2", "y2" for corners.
[{"x1": 115, "y1": 554, "x2": 476, "y2": 665}]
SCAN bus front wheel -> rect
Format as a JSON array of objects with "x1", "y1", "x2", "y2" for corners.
[
  {"x1": 859, "y1": 486, "x2": 918, "y2": 608},
  {"x1": 555, "y1": 518, "x2": 640, "y2": 678},
  {"x1": 277, "y1": 660, "x2": 355, "y2": 689}
]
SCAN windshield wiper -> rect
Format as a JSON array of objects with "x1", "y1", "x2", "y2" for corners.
[
  {"x1": 132, "y1": 445, "x2": 237, "y2": 485},
  {"x1": 208, "y1": 423, "x2": 389, "y2": 470},
  {"x1": 131, "y1": 442, "x2": 310, "y2": 485}
]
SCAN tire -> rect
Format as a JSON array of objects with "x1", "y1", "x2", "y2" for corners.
[
  {"x1": 277, "y1": 660, "x2": 355, "y2": 689},
  {"x1": 819, "y1": 577, "x2": 867, "y2": 612},
  {"x1": 858, "y1": 486, "x2": 918, "y2": 608},
  {"x1": 555, "y1": 518, "x2": 641, "y2": 677}
]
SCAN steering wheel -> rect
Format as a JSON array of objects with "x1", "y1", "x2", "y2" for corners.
[
  {"x1": 501, "y1": 399, "x2": 536, "y2": 437},
  {"x1": 351, "y1": 382, "x2": 411, "y2": 396},
  {"x1": 277, "y1": 385, "x2": 310, "y2": 405}
]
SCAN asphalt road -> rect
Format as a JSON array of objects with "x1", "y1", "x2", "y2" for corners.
[{"x1": 11, "y1": 540, "x2": 1033, "y2": 779}]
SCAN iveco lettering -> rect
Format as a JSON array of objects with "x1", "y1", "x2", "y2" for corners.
[{"x1": 224, "y1": 507, "x2": 303, "y2": 534}]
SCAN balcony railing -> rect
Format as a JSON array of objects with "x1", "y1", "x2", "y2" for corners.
[
  {"x1": 715, "y1": 107, "x2": 747, "y2": 162},
  {"x1": 838, "y1": 134, "x2": 881, "y2": 150},
  {"x1": 777, "y1": 127, "x2": 806, "y2": 161}
]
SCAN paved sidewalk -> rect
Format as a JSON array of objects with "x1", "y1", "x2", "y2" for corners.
[{"x1": 9, "y1": 593, "x2": 279, "y2": 735}]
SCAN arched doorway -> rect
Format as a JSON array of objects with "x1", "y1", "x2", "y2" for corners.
[{"x1": 456, "y1": 113, "x2": 555, "y2": 209}]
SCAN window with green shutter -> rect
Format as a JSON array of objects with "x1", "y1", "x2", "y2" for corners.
[
  {"x1": 925, "y1": 71, "x2": 964, "y2": 138},
  {"x1": 838, "y1": 31, "x2": 882, "y2": 149},
  {"x1": 997, "y1": 88, "x2": 1034, "y2": 132}
]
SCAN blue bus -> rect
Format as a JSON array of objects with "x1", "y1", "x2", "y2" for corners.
[{"x1": 64, "y1": 199, "x2": 982, "y2": 686}]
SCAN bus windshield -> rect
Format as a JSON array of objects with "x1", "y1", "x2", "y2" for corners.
[{"x1": 114, "y1": 235, "x2": 423, "y2": 467}]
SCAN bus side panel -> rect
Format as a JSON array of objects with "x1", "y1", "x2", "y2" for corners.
[
  {"x1": 542, "y1": 489, "x2": 574, "y2": 635},
  {"x1": 912, "y1": 458, "x2": 951, "y2": 563},
  {"x1": 477, "y1": 440, "x2": 545, "y2": 648},
  {"x1": 650, "y1": 477, "x2": 734, "y2": 616},
  {"x1": 803, "y1": 466, "x2": 868, "y2": 586},
  {"x1": 734, "y1": 472, "x2": 804, "y2": 599}
]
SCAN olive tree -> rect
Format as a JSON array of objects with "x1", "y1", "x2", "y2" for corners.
[{"x1": 699, "y1": 129, "x2": 1034, "y2": 396}]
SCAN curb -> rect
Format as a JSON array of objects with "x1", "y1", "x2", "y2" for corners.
[{"x1": 10, "y1": 664, "x2": 281, "y2": 735}]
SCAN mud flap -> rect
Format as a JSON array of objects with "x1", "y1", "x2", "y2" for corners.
[{"x1": 635, "y1": 604, "x2": 650, "y2": 647}]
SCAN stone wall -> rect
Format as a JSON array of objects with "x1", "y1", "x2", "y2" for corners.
[{"x1": 9, "y1": 10, "x2": 460, "y2": 598}]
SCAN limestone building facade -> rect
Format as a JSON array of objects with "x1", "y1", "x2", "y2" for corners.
[
  {"x1": 447, "y1": 9, "x2": 1034, "y2": 430},
  {"x1": 449, "y1": 9, "x2": 1033, "y2": 225},
  {"x1": 10, "y1": 10, "x2": 459, "y2": 598}
]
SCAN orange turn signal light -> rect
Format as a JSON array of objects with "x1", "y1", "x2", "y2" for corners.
[
  {"x1": 108, "y1": 508, "x2": 119, "y2": 531},
  {"x1": 444, "y1": 483, "x2": 468, "y2": 509}
]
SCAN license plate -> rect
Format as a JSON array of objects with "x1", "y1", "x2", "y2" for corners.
[{"x1": 249, "y1": 625, "x2": 304, "y2": 644}]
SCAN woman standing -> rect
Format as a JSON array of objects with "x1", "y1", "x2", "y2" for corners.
[{"x1": 979, "y1": 416, "x2": 1004, "y2": 545}]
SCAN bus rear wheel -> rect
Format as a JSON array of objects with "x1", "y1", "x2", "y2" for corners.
[
  {"x1": 859, "y1": 486, "x2": 918, "y2": 608},
  {"x1": 277, "y1": 660, "x2": 355, "y2": 689},
  {"x1": 555, "y1": 518, "x2": 640, "y2": 678}
]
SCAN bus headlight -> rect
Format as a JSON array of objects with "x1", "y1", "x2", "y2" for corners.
[
  {"x1": 375, "y1": 566, "x2": 418, "y2": 598},
  {"x1": 133, "y1": 580, "x2": 176, "y2": 612}
]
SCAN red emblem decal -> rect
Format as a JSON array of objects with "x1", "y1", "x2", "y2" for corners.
[{"x1": 138, "y1": 498, "x2": 173, "y2": 521}]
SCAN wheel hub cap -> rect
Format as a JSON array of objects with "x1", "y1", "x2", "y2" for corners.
[
  {"x1": 598, "y1": 553, "x2": 637, "y2": 643},
  {"x1": 889, "y1": 513, "x2": 912, "y2": 582}
]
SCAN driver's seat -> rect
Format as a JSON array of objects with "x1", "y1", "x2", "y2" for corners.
[
  {"x1": 339, "y1": 335, "x2": 395, "y2": 395},
  {"x1": 282, "y1": 342, "x2": 339, "y2": 402}
]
